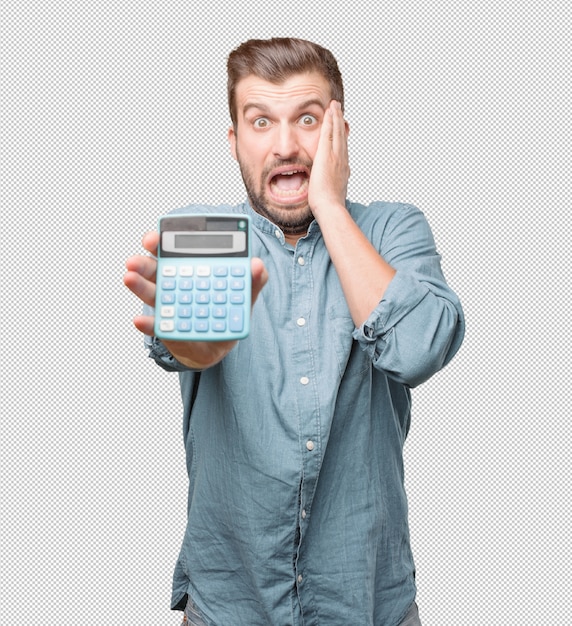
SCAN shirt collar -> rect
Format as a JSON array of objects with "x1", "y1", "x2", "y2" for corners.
[{"x1": 242, "y1": 199, "x2": 322, "y2": 247}]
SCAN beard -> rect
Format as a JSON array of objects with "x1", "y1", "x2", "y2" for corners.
[{"x1": 236, "y1": 152, "x2": 314, "y2": 237}]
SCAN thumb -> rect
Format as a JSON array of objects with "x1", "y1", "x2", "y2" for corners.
[{"x1": 250, "y1": 257, "x2": 268, "y2": 306}]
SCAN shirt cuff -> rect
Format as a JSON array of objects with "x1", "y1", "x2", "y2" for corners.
[{"x1": 352, "y1": 271, "x2": 429, "y2": 349}]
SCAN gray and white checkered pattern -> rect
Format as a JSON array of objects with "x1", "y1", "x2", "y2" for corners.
[{"x1": 3, "y1": 1, "x2": 570, "y2": 624}]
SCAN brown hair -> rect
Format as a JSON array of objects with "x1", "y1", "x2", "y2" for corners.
[{"x1": 227, "y1": 37, "x2": 344, "y2": 126}]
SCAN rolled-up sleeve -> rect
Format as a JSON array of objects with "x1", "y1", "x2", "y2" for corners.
[
  {"x1": 352, "y1": 203, "x2": 465, "y2": 387},
  {"x1": 144, "y1": 335, "x2": 192, "y2": 372}
]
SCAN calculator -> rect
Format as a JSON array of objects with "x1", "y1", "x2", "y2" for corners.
[{"x1": 154, "y1": 214, "x2": 251, "y2": 341}]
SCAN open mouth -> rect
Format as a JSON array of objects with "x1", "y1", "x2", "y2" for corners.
[{"x1": 268, "y1": 166, "x2": 310, "y2": 203}]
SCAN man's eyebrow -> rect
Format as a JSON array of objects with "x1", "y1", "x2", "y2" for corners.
[
  {"x1": 242, "y1": 102, "x2": 269, "y2": 115},
  {"x1": 295, "y1": 98, "x2": 327, "y2": 111},
  {"x1": 242, "y1": 98, "x2": 327, "y2": 116}
]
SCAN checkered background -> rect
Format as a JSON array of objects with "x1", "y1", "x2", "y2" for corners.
[{"x1": 3, "y1": 1, "x2": 570, "y2": 624}]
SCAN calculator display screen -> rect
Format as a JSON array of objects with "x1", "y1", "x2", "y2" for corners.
[
  {"x1": 175, "y1": 234, "x2": 233, "y2": 249},
  {"x1": 160, "y1": 216, "x2": 248, "y2": 257}
]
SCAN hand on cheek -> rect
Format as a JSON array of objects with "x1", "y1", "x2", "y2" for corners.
[{"x1": 308, "y1": 101, "x2": 350, "y2": 218}]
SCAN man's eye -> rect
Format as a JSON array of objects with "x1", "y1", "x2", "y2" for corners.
[
  {"x1": 300, "y1": 115, "x2": 317, "y2": 126},
  {"x1": 254, "y1": 118, "x2": 270, "y2": 129}
]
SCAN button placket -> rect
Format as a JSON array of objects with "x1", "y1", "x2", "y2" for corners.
[{"x1": 291, "y1": 236, "x2": 320, "y2": 591}]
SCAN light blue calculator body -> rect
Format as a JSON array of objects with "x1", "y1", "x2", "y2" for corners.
[{"x1": 154, "y1": 214, "x2": 251, "y2": 341}]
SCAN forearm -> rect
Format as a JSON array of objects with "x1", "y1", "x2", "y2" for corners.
[
  {"x1": 353, "y1": 270, "x2": 464, "y2": 387},
  {"x1": 316, "y1": 203, "x2": 396, "y2": 327},
  {"x1": 339, "y1": 202, "x2": 465, "y2": 386}
]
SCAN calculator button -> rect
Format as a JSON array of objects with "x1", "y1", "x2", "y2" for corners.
[
  {"x1": 159, "y1": 320, "x2": 175, "y2": 332},
  {"x1": 229, "y1": 307, "x2": 244, "y2": 332},
  {"x1": 157, "y1": 259, "x2": 249, "y2": 339},
  {"x1": 178, "y1": 293, "x2": 193, "y2": 304},
  {"x1": 161, "y1": 279, "x2": 176, "y2": 290},
  {"x1": 177, "y1": 320, "x2": 192, "y2": 332}
]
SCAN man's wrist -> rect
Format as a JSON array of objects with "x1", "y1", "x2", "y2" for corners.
[{"x1": 311, "y1": 199, "x2": 347, "y2": 222}]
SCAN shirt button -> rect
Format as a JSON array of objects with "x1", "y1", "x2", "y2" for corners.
[
  {"x1": 300, "y1": 376, "x2": 309, "y2": 385},
  {"x1": 297, "y1": 256, "x2": 305, "y2": 265},
  {"x1": 275, "y1": 229, "x2": 281, "y2": 239},
  {"x1": 297, "y1": 574, "x2": 303, "y2": 584},
  {"x1": 301, "y1": 509, "x2": 307, "y2": 519},
  {"x1": 296, "y1": 317, "x2": 306, "y2": 327},
  {"x1": 306, "y1": 440, "x2": 315, "y2": 451}
]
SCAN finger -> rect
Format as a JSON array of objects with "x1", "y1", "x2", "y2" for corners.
[
  {"x1": 142, "y1": 230, "x2": 159, "y2": 256},
  {"x1": 330, "y1": 101, "x2": 348, "y2": 154},
  {"x1": 124, "y1": 253, "x2": 158, "y2": 282},
  {"x1": 123, "y1": 269, "x2": 156, "y2": 307},
  {"x1": 132, "y1": 314, "x2": 155, "y2": 336},
  {"x1": 318, "y1": 101, "x2": 335, "y2": 149},
  {"x1": 250, "y1": 257, "x2": 268, "y2": 306}
]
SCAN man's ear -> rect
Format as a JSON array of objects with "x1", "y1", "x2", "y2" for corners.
[{"x1": 228, "y1": 126, "x2": 237, "y2": 161}]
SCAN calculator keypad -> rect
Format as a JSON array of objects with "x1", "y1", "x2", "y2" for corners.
[{"x1": 155, "y1": 262, "x2": 250, "y2": 340}]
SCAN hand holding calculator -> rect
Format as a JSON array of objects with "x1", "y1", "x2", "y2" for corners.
[{"x1": 154, "y1": 214, "x2": 251, "y2": 341}]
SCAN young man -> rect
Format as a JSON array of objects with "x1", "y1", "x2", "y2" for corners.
[{"x1": 124, "y1": 38, "x2": 464, "y2": 626}]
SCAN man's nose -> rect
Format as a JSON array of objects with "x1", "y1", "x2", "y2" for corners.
[{"x1": 273, "y1": 124, "x2": 299, "y2": 160}]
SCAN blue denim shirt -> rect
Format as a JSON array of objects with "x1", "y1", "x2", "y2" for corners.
[{"x1": 146, "y1": 200, "x2": 464, "y2": 626}]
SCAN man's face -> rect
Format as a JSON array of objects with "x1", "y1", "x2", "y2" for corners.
[{"x1": 228, "y1": 72, "x2": 332, "y2": 237}]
